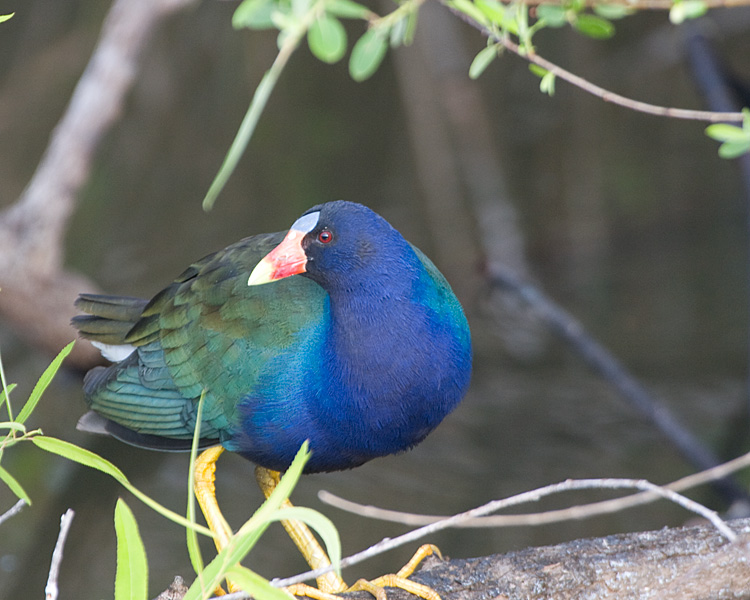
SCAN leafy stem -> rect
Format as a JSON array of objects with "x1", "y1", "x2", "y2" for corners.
[{"x1": 202, "y1": 0, "x2": 328, "y2": 211}]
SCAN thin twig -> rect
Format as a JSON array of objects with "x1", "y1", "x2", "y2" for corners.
[
  {"x1": 320, "y1": 450, "x2": 750, "y2": 528},
  {"x1": 45, "y1": 509, "x2": 75, "y2": 600},
  {"x1": 517, "y1": 40, "x2": 743, "y2": 122},
  {"x1": 0, "y1": 498, "x2": 26, "y2": 527},
  {"x1": 270, "y1": 477, "x2": 735, "y2": 589},
  {"x1": 444, "y1": 2, "x2": 745, "y2": 123}
]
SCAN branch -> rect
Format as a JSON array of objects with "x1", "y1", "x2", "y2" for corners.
[
  {"x1": 0, "y1": 0, "x2": 197, "y2": 365},
  {"x1": 205, "y1": 517, "x2": 750, "y2": 600},
  {"x1": 44, "y1": 509, "x2": 75, "y2": 600},
  {"x1": 271, "y1": 476, "x2": 734, "y2": 590},
  {"x1": 445, "y1": 2, "x2": 745, "y2": 123},
  {"x1": 0, "y1": 498, "x2": 26, "y2": 527},
  {"x1": 319, "y1": 450, "x2": 750, "y2": 528},
  {"x1": 516, "y1": 40, "x2": 743, "y2": 122}
]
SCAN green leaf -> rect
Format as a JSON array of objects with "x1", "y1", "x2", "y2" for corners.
[
  {"x1": 469, "y1": 45, "x2": 497, "y2": 79},
  {"x1": 349, "y1": 28, "x2": 389, "y2": 82},
  {"x1": 593, "y1": 3, "x2": 633, "y2": 19},
  {"x1": 0, "y1": 420, "x2": 26, "y2": 434},
  {"x1": 475, "y1": 0, "x2": 506, "y2": 25},
  {"x1": 573, "y1": 13, "x2": 615, "y2": 39},
  {"x1": 32, "y1": 436, "x2": 214, "y2": 536},
  {"x1": 271, "y1": 506, "x2": 341, "y2": 568},
  {"x1": 17, "y1": 341, "x2": 75, "y2": 425},
  {"x1": 0, "y1": 383, "x2": 17, "y2": 412},
  {"x1": 114, "y1": 499, "x2": 149, "y2": 600},
  {"x1": 292, "y1": 0, "x2": 313, "y2": 18},
  {"x1": 705, "y1": 123, "x2": 749, "y2": 142},
  {"x1": 390, "y1": 15, "x2": 409, "y2": 48},
  {"x1": 308, "y1": 14, "x2": 347, "y2": 63},
  {"x1": 32, "y1": 436, "x2": 129, "y2": 485},
  {"x1": 0, "y1": 464, "x2": 31, "y2": 505},
  {"x1": 226, "y1": 566, "x2": 295, "y2": 600},
  {"x1": 536, "y1": 4, "x2": 568, "y2": 27},
  {"x1": 540, "y1": 71, "x2": 556, "y2": 96},
  {"x1": 186, "y1": 392, "x2": 206, "y2": 576},
  {"x1": 669, "y1": 0, "x2": 707, "y2": 23},
  {"x1": 718, "y1": 140, "x2": 750, "y2": 159},
  {"x1": 0, "y1": 13, "x2": 13, "y2": 24},
  {"x1": 529, "y1": 63, "x2": 549, "y2": 78},
  {"x1": 233, "y1": 0, "x2": 278, "y2": 29},
  {"x1": 326, "y1": 0, "x2": 373, "y2": 20},
  {"x1": 444, "y1": 0, "x2": 490, "y2": 28},
  {"x1": 516, "y1": 3, "x2": 532, "y2": 44},
  {"x1": 403, "y1": 9, "x2": 419, "y2": 46}
]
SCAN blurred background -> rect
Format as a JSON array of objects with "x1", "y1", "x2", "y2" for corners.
[{"x1": 1, "y1": 0, "x2": 750, "y2": 597}]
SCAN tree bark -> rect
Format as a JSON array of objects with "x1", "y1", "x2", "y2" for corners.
[
  {"x1": 409, "y1": 517, "x2": 750, "y2": 600},
  {"x1": 153, "y1": 517, "x2": 750, "y2": 600}
]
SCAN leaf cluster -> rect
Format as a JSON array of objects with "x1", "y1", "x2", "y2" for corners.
[
  {"x1": 705, "y1": 109, "x2": 750, "y2": 159},
  {"x1": 0, "y1": 343, "x2": 339, "y2": 600},
  {"x1": 202, "y1": 0, "x2": 748, "y2": 209},
  {"x1": 455, "y1": 0, "x2": 634, "y2": 89},
  {"x1": 233, "y1": 0, "x2": 420, "y2": 82}
]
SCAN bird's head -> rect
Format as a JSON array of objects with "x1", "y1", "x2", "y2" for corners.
[{"x1": 248, "y1": 201, "x2": 409, "y2": 289}]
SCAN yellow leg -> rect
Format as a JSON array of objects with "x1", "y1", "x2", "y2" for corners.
[
  {"x1": 255, "y1": 466, "x2": 348, "y2": 594},
  {"x1": 195, "y1": 446, "x2": 232, "y2": 551},
  {"x1": 255, "y1": 466, "x2": 443, "y2": 600},
  {"x1": 194, "y1": 446, "x2": 236, "y2": 594}
]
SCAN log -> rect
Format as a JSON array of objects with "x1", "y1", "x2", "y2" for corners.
[
  {"x1": 153, "y1": 517, "x2": 750, "y2": 600},
  {"x1": 408, "y1": 517, "x2": 750, "y2": 600}
]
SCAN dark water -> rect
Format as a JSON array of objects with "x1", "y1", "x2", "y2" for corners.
[{"x1": 2, "y1": 1, "x2": 750, "y2": 598}]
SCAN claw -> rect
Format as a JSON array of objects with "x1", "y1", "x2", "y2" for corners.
[
  {"x1": 289, "y1": 544, "x2": 443, "y2": 600},
  {"x1": 195, "y1": 454, "x2": 442, "y2": 600}
]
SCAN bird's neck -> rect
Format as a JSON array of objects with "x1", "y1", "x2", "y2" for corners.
[{"x1": 321, "y1": 261, "x2": 434, "y2": 403}]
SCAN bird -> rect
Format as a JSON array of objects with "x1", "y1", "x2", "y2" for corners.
[{"x1": 72, "y1": 200, "x2": 472, "y2": 599}]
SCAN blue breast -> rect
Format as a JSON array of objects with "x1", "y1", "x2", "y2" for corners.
[{"x1": 228, "y1": 246, "x2": 472, "y2": 474}]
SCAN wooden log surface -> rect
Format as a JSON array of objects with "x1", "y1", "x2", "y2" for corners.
[
  {"x1": 406, "y1": 517, "x2": 750, "y2": 600},
  {"x1": 155, "y1": 517, "x2": 750, "y2": 600}
]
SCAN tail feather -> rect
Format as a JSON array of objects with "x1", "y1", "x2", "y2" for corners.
[
  {"x1": 72, "y1": 294, "x2": 149, "y2": 345},
  {"x1": 77, "y1": 411, "x2": 219, "y2": 452},
  {"x1": 74, "y1": 294, "x2": 149, "y2": 320}
]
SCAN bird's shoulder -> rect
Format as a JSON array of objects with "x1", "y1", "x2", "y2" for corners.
[{"x1": 124, "y1": 233, "x2": 325, "y2": 346}]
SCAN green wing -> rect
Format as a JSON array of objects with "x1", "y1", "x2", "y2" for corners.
[{"x1": 73, "y1": 232, "x2": 326, "y2": 447}]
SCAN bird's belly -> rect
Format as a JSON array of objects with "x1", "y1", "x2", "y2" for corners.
[{"x1": 227, "y1": 383, "x2": 456, "y2": 474}]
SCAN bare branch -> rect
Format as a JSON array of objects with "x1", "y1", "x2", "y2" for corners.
[
  {"x1": 320, "y1": 451, "x2": 750, "y2": 529},
  {"x1": 0, "y1": 498, "x2": 26, "y2": 527},
  {"x1": 515, "y1": 41, "x2": 744, "y2": 122},
  {"x1": 274, "y1": 476, "x2": 735, "y2": 589},
  {"x1": 45, "y1": 509, "x2": 75, "y2": 600}
]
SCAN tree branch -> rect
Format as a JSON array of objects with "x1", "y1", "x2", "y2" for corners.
[
  {"x1": 0, "y1": 0, "x2": 197, "y2": 366},
  {"x1": 44, "y1": 509, "x2": 75, "y2": 600},
  {"x1": 445, "y1": 2, "x2": 745, "y2": 123}
]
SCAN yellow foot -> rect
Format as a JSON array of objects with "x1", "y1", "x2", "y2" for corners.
[{"x1": 287, "y1": 544, "x2": 442, "y2": 600}]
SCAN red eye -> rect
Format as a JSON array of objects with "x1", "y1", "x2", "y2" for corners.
[{"x1": 317, "y1": 230, "x2": 333, "y2": 244}]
